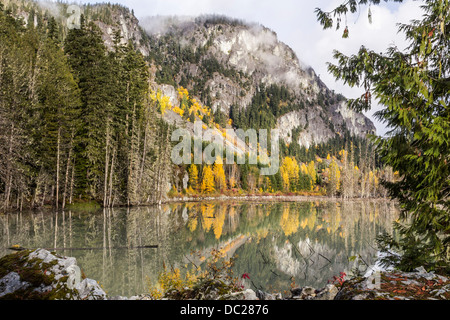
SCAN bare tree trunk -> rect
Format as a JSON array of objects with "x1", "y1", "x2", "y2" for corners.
[
  {"x1": 103, "y1": 118, "x2": 111, "y2": 208},
  {"x1": 4, "y1": 123, "x2": 14, "y2": 210},
  {"x1": 108, "y1": 143, "x2": 116, "y2": 208},
  {"x1": 127, "y1": 102, "x2": 139, "y2": 207},
  {"x1": 138, "y1": 123, "x2": 148, "y2": 187},
  {"x1": 41, "y1": 184, "x2": 47, "y2": 207},
  {"x1": 69, "y1": 156, "x2": 75, "y2": 205},
  {"x1": 62, "y1": 132, "x2": 74, "y2": 210},
  {"x1": 56, "y1": 127, "x2": 61, "y2": 210}
]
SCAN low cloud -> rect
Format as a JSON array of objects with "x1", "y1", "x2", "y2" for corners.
[{"x1": 76, "y1": 0, "x2": 425, "y2": 136}]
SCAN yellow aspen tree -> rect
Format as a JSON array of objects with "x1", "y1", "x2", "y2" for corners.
[
  {"x1": 281, "y1": 157, "x2": 300, "y2": 191},
  {"x1": 213, "y1": 157, "x2": 226, "y2": 191},
  {"x1": 301, "y1": 163, "x2": 308, "y2": 175},
  {"x1": 201, "y1": 165, "x2": 215, "y2": 194},
  {"x1": 307, "y1": 161, "x2": 317, "y2": 187},
  {"x1": 327, "y1": 159, "x2": 341, "y2": 197},
  {"x1": 188, "y1": 164, "x2": 199, "y2": 192}
]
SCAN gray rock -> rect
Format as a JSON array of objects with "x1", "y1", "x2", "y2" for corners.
[
  {"x1": 314, "y1": 284, "x2": 339, "y2": 301},
  {"x1": 415, "y1": 266, "x2": 427, "y2": 274},
  {"x1": 401, "y1": 279, "x2": 421, "y2": 286},
  {"x1": 0, "y1": 249, "x2": 108, "y2": 300},
  {"x1": 290, "y1": 287, "x2": 302, "y2": 296},
  {"x1": 0, "y1": 272, "x2": 31, "y2": 298},
  {"x1": 256, "y1": 290, "x2": 280, "y2": 300},
  {"x1": 301, "y1": 287, "x2": 316, "y2": 296},
  {"x1": 77, "y1": 278, "x2": 108, "y2": 300},
  {"x1": 222, "y1": 289, "x2": 258, "y2": 300}
]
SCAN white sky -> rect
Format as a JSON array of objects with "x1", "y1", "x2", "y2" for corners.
[{"x1": 74, "y1": 0, "x2": 424, "y2": 136}]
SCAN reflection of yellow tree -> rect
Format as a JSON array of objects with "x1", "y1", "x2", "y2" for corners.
[
  {"x1": 187, "y1": 207, "x2": 199, "y2": 232},
  {"x1": 256, "y1": 229, "x2": 269, "y2": 243},
  {"x1": 307, "y1": 203, "x2": 317, "y2": 231},
  {"x1": 213, "y1": 205, "x2": 227, "y2": 239},
  {"x1": 280, "y1": 205, "x2": 299, "y2": 236},
  {"x1": 188, "y1": 216, "x2": 198, "y2": 232},
  {"x1": 201, "y1": 204, "x2": 215, "y2": 232},
  {"x1": 328, "y1": 203, "x2": 341, "y2": 234},
  {"x1": 301, "y1": 218, "x2": 308, "y2": 230}
]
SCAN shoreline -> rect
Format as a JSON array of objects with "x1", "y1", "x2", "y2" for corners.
[
  {"x1": 160, "y1": 194, "x2": 395, "y2": 205},
  {"x1": 1, "y1": 194, "x2": 396, "y2": 215}
]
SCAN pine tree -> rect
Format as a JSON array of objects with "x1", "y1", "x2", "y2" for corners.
[
  {"x1": 65, "y1": 17, "x2": 112, "y2": 199},
  {"x1": 35, "y1": 36, "x2": 81, "y2": 209},
  {"x1": 317, "y1": 0, "x2": 450, "y2": 271}
]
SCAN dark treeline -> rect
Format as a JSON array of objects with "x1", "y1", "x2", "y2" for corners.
[{"x1": 0, "y1": 6, "x2": 172, "y2": 211}]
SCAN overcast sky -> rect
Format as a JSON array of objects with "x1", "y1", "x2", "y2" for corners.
[{"x1": 75, "y1": 0, "x2": 424, "y2": 136}]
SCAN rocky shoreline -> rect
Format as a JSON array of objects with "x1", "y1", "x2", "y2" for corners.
[{"x1": 0, "y1": 249, "x2": 448, "y2": 300}]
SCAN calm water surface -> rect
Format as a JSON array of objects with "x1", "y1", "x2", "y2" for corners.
[{"x1": 0, "y1": 200, "x2": 398, "y2": 297}]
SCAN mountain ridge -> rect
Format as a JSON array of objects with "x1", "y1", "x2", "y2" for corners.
[{"x1": 5, "y1": 0, "x2": 375, "y2": 147}]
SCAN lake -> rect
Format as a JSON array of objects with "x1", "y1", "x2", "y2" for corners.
[{"x1": 0, "y1": 200, "x2": 398, "y2": 297}]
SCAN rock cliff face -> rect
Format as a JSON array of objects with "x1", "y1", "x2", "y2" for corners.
[
  {"x1": 10, "y1": 1, "x2": 376, "y2": 147},
  {"x1": 137, "y1": 15, "x2": 376, "y2": 146}
]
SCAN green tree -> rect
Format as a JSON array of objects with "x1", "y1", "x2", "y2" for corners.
[
  {"x1": 317, "y1": 0, "x2": 449, "y2": 271},
  {"x1": 65, "y1": 17, "x2": 109, "y2": 198},
  {"x1": 35, "y1": 37, "x2": 81, "y2": 209}
]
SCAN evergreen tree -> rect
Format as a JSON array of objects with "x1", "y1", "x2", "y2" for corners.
[
  {"x1": 35, "y1": 36, "x2": 81, "y2": 208},
  {"x1": 64, "y1": 17, "x2": 114, "y2": 199},
  {"x1": 317, "y1": 0, "x2": 450, "y2": 271}
]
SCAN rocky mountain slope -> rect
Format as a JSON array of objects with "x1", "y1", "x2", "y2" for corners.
[
  {"x1": 6, "y1": 0, "x2": 375, "y2": 149},
  {"x1": 137, "y1": 15, "x2": 376, "y2": 147}
]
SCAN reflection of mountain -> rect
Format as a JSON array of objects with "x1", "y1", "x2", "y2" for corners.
[{"x1": 0, "y1": 200, "x2": 398, "y2": 296}]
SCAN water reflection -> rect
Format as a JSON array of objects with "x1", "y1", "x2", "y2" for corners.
[{"x1": 0, "y1": 200, "x2": 398, "y2": 297}]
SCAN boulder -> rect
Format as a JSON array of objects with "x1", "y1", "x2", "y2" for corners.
[
  {"x1": 314, "y1": 284, "x2": 339, "y2": 300},
  {"x1": 221, "y1": 289, "x2": 258, "y2": 300},
  {"x1": 0, "y1": 249, "x2": 107, "y2": 300},
  {"x1": 256, "y1": 290, "x2": 282, "y2": 300}
]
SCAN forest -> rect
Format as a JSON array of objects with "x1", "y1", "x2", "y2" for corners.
[
  {"x1": 0, "y1": 0, "x2": 448, "y2": 298},
  {"x1": 0, "y1": 3, "x2": 172, "y2": 211},
  {"x1": 0, "y1": 0, "x2": 398, "y2": 213}
]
